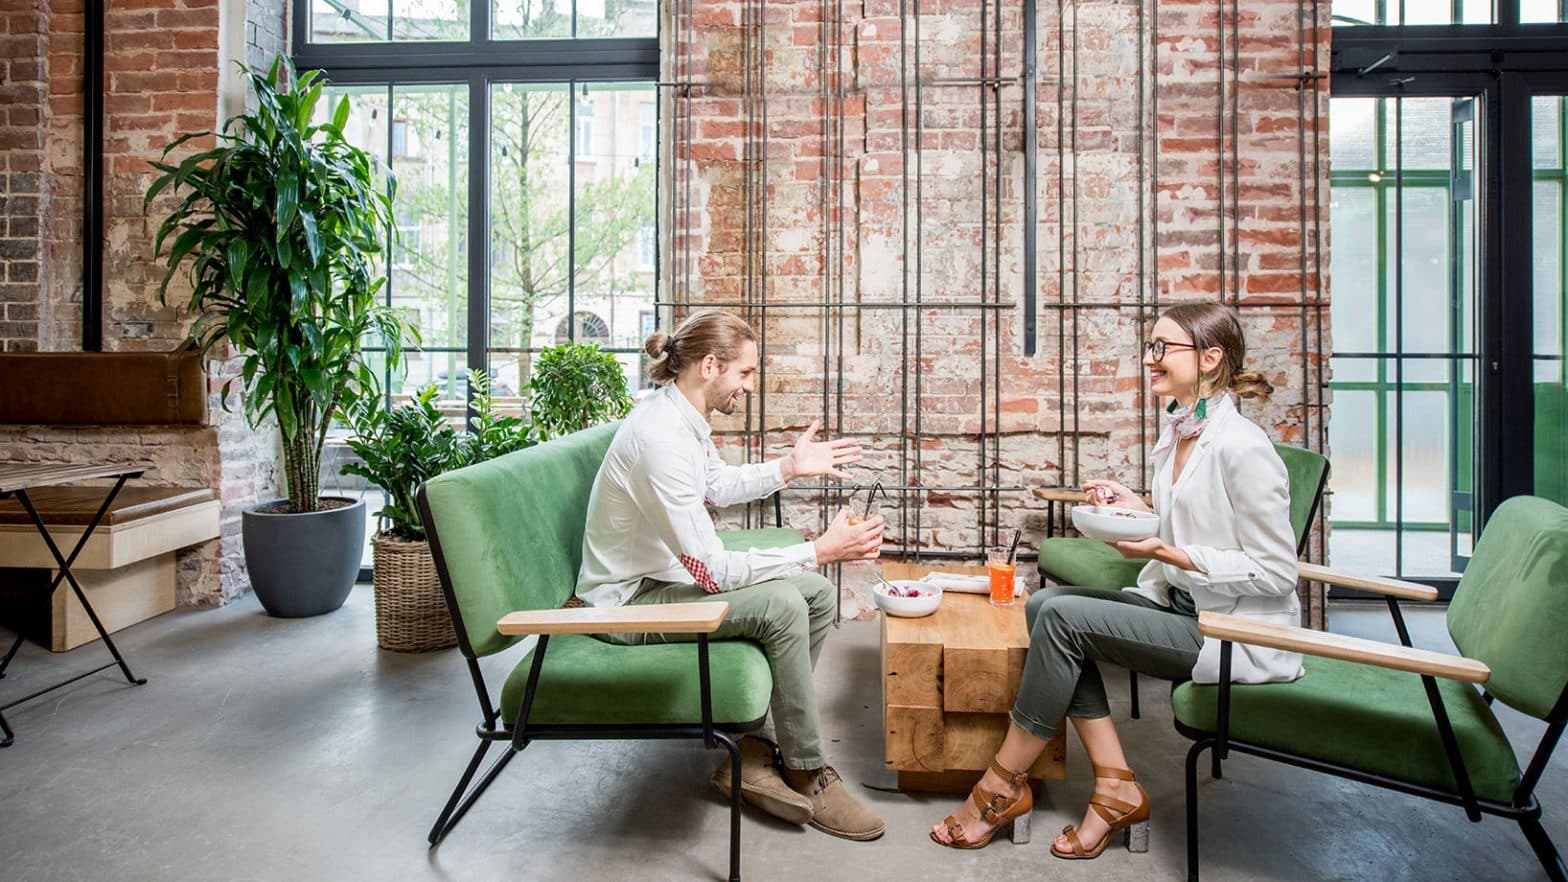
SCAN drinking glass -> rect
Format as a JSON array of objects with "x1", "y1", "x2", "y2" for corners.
[{"x1": 987, "y1": 548, "x2": 1017, "y2": 606}]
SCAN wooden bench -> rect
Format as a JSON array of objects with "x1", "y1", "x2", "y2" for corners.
[{"x1": 0, "y1": 486, "x2": 219, "y2": 650}]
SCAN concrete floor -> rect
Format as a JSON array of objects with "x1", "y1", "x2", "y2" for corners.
[{"x1": 0, "y1": 589, "x2": 1561, "y2": 882}]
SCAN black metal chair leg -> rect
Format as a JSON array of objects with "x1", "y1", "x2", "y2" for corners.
[
  {"x1": 429, "y1": 740, "x2": 517, "y2": 847},
  {"x1": 1129, "y1": 670, "x2": 1141, "y2": 719},
  {"x1": 1186, "y1": 738, "x2": 1209, "y2": 882},
  {"x1": 714, "y1": 732, "x2": 743, "y2": 882},
  {"x1": 0, "y1": 709, "x2": 12, "y2": 748},
  {"x1": 1521, "y1": 817, "x2": 1568, "y2": 882},
  {"x1": 1211, "y1": 748, "x2": 1223, "y2": 780}
]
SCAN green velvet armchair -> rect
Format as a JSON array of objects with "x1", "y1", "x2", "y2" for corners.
[
  {"x1": 1173, "y1": 496, "x2": 1568, "y2": 881},
  {"x1": 416, "y1": 421, "x2": 804, "y2": 882}
]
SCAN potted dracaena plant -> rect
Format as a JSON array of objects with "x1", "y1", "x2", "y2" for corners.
[
  {"x1": 147, "y1": 58, "x2": 409, "y2": 617},
  {"x1": 340, "y1": 371, "x2": 533, "y2": 651}
]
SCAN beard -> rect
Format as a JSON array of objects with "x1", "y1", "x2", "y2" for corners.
[{"x1": 711, "y1": 389, "x2": 743, "y2": 415}]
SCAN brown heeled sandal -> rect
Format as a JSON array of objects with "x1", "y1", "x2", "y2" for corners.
[
  {"x1": 929, "y1": 759, "x2": 1034, "y2": 849},
  {"x1": 1050, "y1": 764, "x2": 1151, "y2": 860}
]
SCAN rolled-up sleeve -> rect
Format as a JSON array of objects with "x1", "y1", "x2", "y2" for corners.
[
  {"x1": 631, "y1": 442, "x2": 814, "y2": 593},
  {"x1": 1176, "y1": 442, "x2": 1299, "y2": 598}
]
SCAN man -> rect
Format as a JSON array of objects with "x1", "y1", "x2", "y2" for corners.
[{"x1": 576, "y1": 309, "x2": 887, "y2": 841}]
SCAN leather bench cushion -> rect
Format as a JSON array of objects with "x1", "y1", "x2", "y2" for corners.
[
  {"x1": 0, "y1": 487, "x2": 217, "y2": 526},
  {"x1": 0, "y1": 346, "x2": 207, "y2": 426},
  {"x1": 501, "y1": 632, "x2": 772, "y2": 727}
]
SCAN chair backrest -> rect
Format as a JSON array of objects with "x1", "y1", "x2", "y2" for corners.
[
  {"x1": 1448, "y1": 495, "x2": 1568, "y2": 721},
  {"x1": 419, "y1": 421, "x2": 620, "y2": 658},
  {"x1": 1272, "y1": 442, "x2": 1330, "y2": 556}
]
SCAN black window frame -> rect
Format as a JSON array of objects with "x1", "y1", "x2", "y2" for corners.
[
  {"x1": 291, "y1": 1, "x2": 660, "y2": 387},
  {"x1": 293, "y1": 2, "x2": 660, "y2": 581},
  {"x1": 1330, "y1": 11, "x2": 1568, "y2": 594}
]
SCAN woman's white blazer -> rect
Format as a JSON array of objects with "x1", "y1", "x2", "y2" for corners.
[{"x1": 1124, "y1": 403, "x2": 1306, "y2": 685}]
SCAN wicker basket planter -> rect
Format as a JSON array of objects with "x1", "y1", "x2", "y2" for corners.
[{"x1": 371, "y1": 533, "x2": 457, "y2": 652}]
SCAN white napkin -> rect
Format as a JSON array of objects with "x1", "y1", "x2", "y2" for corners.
[{"x1": 918, "y1": 571, "x2": 1026, "y2": 595}]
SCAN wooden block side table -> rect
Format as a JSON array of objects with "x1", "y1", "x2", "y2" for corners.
[{"x1": 879, "y1": 560, "x2": 1066, "y2": 793}]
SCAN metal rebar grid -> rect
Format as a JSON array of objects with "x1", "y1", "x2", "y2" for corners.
[{"x1": 661, "y1": 0, "x2": 1332, "y2": 571}]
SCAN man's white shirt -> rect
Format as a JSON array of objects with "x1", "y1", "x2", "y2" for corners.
[{"x1": 575, "y1": 384, "x2": 818, "y2": 608}]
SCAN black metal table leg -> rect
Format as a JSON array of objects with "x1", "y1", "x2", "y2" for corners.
[
  {"x1": 0, "y1": 474, "x2": 148, "y2": 746},
  {"x1": 15, "y1": 478, "x2": 146, "y2": 686},
  {"x1": 0, "y1": 632, "x2": 22, "y2": 679}
]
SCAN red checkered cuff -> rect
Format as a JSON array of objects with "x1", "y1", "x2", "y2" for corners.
[{"x1": 678, "y1": 553, "x2": 723, "y2": 594}]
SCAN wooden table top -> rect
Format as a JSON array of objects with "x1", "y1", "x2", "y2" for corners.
[
  {"x1": 879, "y1": 560, "x2": 1030, "y2": 652},
  {"x1": 1032, "y1": 486, "x2": 1087, "y2": 503},
  {"x1": 0, "y1": 463, "x2": 154, "y2": 496},
  {"x1": 1032, "y1": 486, "x2": 1153, "y2": 505}
]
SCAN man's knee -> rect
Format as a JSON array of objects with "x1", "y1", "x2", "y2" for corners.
[
  {"x1": 795, "y1": 573, "x2": 836, "y2": 616},
  {"x1": 750, "y1": 580, "x2": 811, "y2": 628}
]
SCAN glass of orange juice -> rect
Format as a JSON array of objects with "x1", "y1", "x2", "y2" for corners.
[{"x1": 987, "y1": 548, "x2": 1017, "y2": 606}]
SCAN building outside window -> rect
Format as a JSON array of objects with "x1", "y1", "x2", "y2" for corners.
[{"x1": 294, "y1": 0, "x2": 658, "y2": 571}]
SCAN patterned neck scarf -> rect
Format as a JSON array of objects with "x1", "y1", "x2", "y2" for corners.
[{"x1": 1152, "y1": 392, "x2": 1235, "y2": 462}]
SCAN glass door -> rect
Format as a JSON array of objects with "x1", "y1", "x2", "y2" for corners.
[
  {"x1": 1531, "y1": 90, "x2": 1568, "y2": 508},
  {"x1": 1328, "y1": 87, "x2": 1484, "y2": 586}
]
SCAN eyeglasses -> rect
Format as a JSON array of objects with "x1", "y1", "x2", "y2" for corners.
[{"x1": 1143, "y1": 339, "x2": 1198, "y2": 362}]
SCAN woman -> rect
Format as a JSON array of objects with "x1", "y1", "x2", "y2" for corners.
[{"x1": 930, "y1": 301, "x2": 1304, "y2": 858}]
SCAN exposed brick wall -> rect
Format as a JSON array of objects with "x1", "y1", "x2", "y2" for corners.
[
  {"x1": 675, "y1": 0, "x2": 1332, "y2": 621},
  {"x1": 0, "y1": 4, "x2": 48, "y2": 353},
  {"x1": 1, "y1": 0, "x2": 290, "y2": 606},
  {"x1": 246, "y1": 0, "x2": 287, "y2": 72},
  {"x1": 41, "y1": 0, "x2": 85, "y2": 351}
]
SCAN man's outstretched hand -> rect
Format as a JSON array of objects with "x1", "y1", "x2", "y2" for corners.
[{"x1": 780, "y1": 419, "x2": 863, "y2": 482}]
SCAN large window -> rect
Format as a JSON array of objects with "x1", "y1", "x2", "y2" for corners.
[
  {"x1": 1330, "y1": 5, "x2": 1568, "y2": 589},
  {"x1": 294, "y1": 2, "x2": 659, "y2": 569},
  {"x1": 1533, "y1": 95, "x2": 1568, "y2": 507}
]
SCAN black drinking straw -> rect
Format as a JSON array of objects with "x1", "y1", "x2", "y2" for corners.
[
  {"x1": 862, "y1": 478, "x2": 886, "y2": 519},
  {"x1": 1005, "y1": 528, "x2": 1022, "y2": 565}
]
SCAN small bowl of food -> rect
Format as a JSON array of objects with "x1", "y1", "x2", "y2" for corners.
[
  {"x1": 872, "y1": 579, "x2": 942, "y2": 618},
  {"x1": 1071, "y1": 505, "x2": 1160, "y2": 542}
]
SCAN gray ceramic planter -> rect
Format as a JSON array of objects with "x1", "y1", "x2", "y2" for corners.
[{"x1": 242, "y1": 496, "x2": 366, "y2": 617}]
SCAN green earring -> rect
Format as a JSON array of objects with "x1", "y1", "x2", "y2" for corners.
[{"x1": 1195, "y1": 375, "x2": 1211, "y2": 419}]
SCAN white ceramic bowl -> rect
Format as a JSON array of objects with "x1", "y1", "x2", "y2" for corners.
[
  {"x1": 873, "y1": 580, "x2": 943, "y2": 618},
  {"x1": 1072, "y1": 505, "x2": 1160, "y2": 542}
]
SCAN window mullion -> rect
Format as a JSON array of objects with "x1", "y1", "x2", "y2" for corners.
[{"x1": 468, "y1": 73, "x2": 490, "y2": 411}]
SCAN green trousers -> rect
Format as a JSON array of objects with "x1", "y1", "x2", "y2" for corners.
[
  {"x1": 1010, "y1": 584, "x2": 1202, "y2": 741},
  {"x1": 597, "y1": 572, "x2": 836, "y2": 770}
]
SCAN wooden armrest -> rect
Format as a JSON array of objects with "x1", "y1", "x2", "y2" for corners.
[
  {"x1": 1197, "y1": 611, "x2": 1489, "y2": 684},
  {"x1": 1298, "y1": 563, "x2": 1439, "y2": 602},
  {"x1": 498, "y1": 601, "x2": 729, "y2": 636}
]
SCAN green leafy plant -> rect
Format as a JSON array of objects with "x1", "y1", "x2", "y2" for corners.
[
  {"x1": 146, "y1": 58, "x2": 408, "y2": 514},
  {"x1": 340, "y1": 371, "x2": 535, "y2": 540},
  {"x1": 467, "y1": 370, "x2": 536, "y2": 463},
  {"x1": 528, "y1": 342, "x2": 634, "y2": 439}
]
